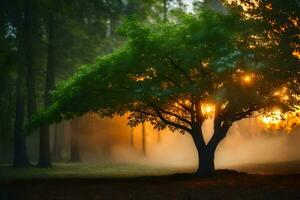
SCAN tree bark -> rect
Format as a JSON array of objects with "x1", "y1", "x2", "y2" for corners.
[
  {"x1": 190, "y1": 124, "x2": 212, "y2": 175},
  {"x1": 38, "y1": 13, "x2": 55, "y2": 167},
  {"x1": 52, "y1": 123, "x2": 63, "y2": 161},
  {"x1": 163, "y1": 0, "x2": 167, "y2": 20},
  {"x1": 195, "y1": 145, "x2": 216, "y2": 175},
  {"x1": 70, "y1": 118, "x2": 81, "y2": 162},
  {"x1": 13, "y1": 67, "x2": 30, "y2": 168},
  {"x1": 142, "y1": 123, "x2": 146, "y2": 155},
  {"x1": 190, "y1": 122, "x2": 225, "y2": 176},
  {"x1": 130, "y1": 128, "x2": 134, "y2": 148},
  {"x1": 24, "y1": 0, "x2": 37, "y2": 120}
]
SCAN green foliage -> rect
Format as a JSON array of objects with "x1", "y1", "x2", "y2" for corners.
[
  {"x1": 29, "y1": 10, "x2": 238, "y2": 128},
  {"x1": 29, "y1": 4, "x2": 299, "y2": 135}
]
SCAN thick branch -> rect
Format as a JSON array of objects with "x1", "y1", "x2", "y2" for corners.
[
  {"x1": 207, "y1": 117, "x2": 230, "y2": 151},
  {"x1": 146, "y1": 99, "x2": 192, "y2": 126},
  {"x1": 159, "y1": 108, "x2": 192, "y2": 125},
  {"x1": 195, "y1": 98, "x2": 204, "y2": 124},
  {"x1": 155, "y1": 109, "x2": 192, "y2": 133}
]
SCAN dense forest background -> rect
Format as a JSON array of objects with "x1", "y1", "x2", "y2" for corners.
[{"x1": 0, "y1": 0, "x2": 216, "y2": 166}]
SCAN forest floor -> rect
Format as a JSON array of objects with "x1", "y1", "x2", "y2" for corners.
[{"x1": 0, "y1": 162, "x2": 300, "y2": 200}]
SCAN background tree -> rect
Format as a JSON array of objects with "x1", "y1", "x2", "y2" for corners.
[
  {"x1": 1, "y1": 0, "x2": 33, "y2": 167},
  {"x1": 0, "y1": 0, "x2": 166, "y2": 165}
]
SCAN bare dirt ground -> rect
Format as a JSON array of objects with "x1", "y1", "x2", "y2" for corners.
[{"x1": 1, "y1": 171, "x2": 300, "y2": 200}]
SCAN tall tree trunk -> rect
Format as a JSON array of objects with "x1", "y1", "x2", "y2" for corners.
[
  {"x1": 142, "y1": 123, "x2": 146, "y2": 155},
  {"x1": 70, "y1": 118, "x2": 81, "y2": 162},
  {"x1": 157, "y1": 130, "x2": 161, "y2": 143},
  {"x1": 52, "y1": 123, "x2": 63, "y2": 160},
  {"x1": 38, "y1": 13, "x2": 55, "y2": 167},
  {"x1": 13, "y1": 67, "x2": 30, "y2": 168},
  {"x1": 24, "y1": 0, "x2": 37, "y2": 119},
  {"x1": 130, "y1": 128, "x2": 134, "y2": 148},
  {"x1": 163, "y1": 0, "x2": 167, "y2": 20}
]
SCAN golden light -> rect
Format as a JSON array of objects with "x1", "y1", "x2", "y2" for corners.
[
  {"x1": 260, "y1": 109, "x2": 283, "y2": 126},
  {"x1": 273, "y1": 86, "x2": 291, "y2": 102},
  {"x1": 282, "y1": 95, "x2": 289, "y2": 101},
  {"x1": 221, "y1": 101, "x2": 229, "y2": 110},
  {"x1": 292, "y1": 50, "x2": 300, "y2": 59},
  {"x1": 260, "y1": 106, "x2": 300, "y2": 132},
  {"x1": 201, "y1": 103, "x2": 215, "y2": 118},
  {"x1": 241, "y1": 74, "x2": 254, "y2": 85},
  {"x1": 184, "y1": 100, "x2": 190, "y2": 105}
]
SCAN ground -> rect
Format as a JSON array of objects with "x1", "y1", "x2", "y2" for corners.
[{"x1": 0, "y1": 163, "x2": 300, "y2": 200}]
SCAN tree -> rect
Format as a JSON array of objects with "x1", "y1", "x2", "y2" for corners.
[
  {"x1": 142, "y1": 123, "x2": 146, "y2": 155},
  {"x1": 29, "y1": 3, "x2": 299, "y2": 175},
  {"x1": 1, "y1": 0, "x2": 33, "y2": 167},
  {"x1": 69, "y1": 117, "x2": 81, "y2": 162},
  {"x1": 52, "y1": 123, "x2": 63, "y2": 160},
  {"x1": 13, "y1": 61, "x2": 30, "y2": 167},
  {"x1": 24, "y1": 0, "x2": 38, "y2": 121}
]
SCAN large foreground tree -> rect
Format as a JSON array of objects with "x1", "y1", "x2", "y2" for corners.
[{"x1": 30, "y1": 3, "x2": 299, "y2": 175}]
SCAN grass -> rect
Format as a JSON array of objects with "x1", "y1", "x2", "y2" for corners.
[
  {"x1": 1, "y1": 163, "x2": 300, "y2": 199},
  {"x1": 0, "y1": 163, "x2": 182, "y2": 181}
]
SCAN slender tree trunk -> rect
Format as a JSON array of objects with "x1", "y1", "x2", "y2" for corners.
[
  {"x1": 24, "y1": 0, "x2": 37, "y2": 119},
  {"x1": 163, "y1": 0, "x2": 167, "y2": 20},
  {"x1": 13, "y1": 67, "x2": 30, "y2": 168},
  {"x1": 157, "y1": 130, "x2": 161, "y2": 143},
  {"x1": 38, "y1": 13, "x2": 55, "y2": 167},
  {"x1": 130, "y1": 128, "x2": 134, "y2": 148},
  {"x1": 142, "y1": 123, "x2": 146, "y2": 155},
  {"x1": 70, "y1": 118, "x2": 81, "y2": 162},
  {"x1": 52, "y1": 123, "x2": 63, "y2": 160}
]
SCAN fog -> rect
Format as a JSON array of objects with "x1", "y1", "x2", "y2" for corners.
[{"x1": 51, "y1": 114, "x2": 300, "y2": 173}]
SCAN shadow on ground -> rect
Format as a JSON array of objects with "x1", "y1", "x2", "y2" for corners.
[{"x1": 1, "y1": 170, "x2": 300, "y2": 200}]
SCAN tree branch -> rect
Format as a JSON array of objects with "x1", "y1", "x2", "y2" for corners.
[
  {"x1": 167, "y1": 57, "x2": 193, "y2": 84},
  {"x1": 145, "y1": 100, "x2": 192, "y2": 133},
  {"x1": 154, "y1": 108, "x2": 192, "y2": 133}
]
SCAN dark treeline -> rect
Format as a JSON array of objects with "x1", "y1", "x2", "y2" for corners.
[{"x1": 0, "y1": 0, "x2": 195, "y2": 167}]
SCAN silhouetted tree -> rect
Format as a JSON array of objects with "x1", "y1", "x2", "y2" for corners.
[{"x1": 69, "y1": 118, "x2": 81, "y2": 162}]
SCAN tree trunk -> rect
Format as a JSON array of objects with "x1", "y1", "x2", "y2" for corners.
[
  {"x1": 142, "y1": 123, "x2": 146, "y2": 155},
  {"x1": 38, "y1": 13, "x2": 55, "y2": 167},
  {"x1": 38, "y1": 125, "x2": 51, "y2": 167},
  {"x1": 13, "y1": 67, "x2": 30, "y2": 168},
  {"x1": 52, "y1": 123, "x2": 63, "y2": 161},
  {"x1": 192, "y1": 121, "x2": 229, "y2": 176},
  {"x1": 70, "y1": 118, "x2": 81, "y2": 162},
  {"x1": 195, "y1": 146, "x2": 215, "y2": 175},
  {"x1": 163, "y1": 0, "x2": 167, "y2": 20},
  {"x1": 24, "y1": 0, "x2": 37, "y2": 120},
  {"x1": 130, "y1": 128, "x2": 134, "y2": 148},
  {"x1": 157, "y1": 130, "x2": 161, "y2": 143},
  {"x1": 191, "y1": 125, "x2": 217, "y2": 176}
]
